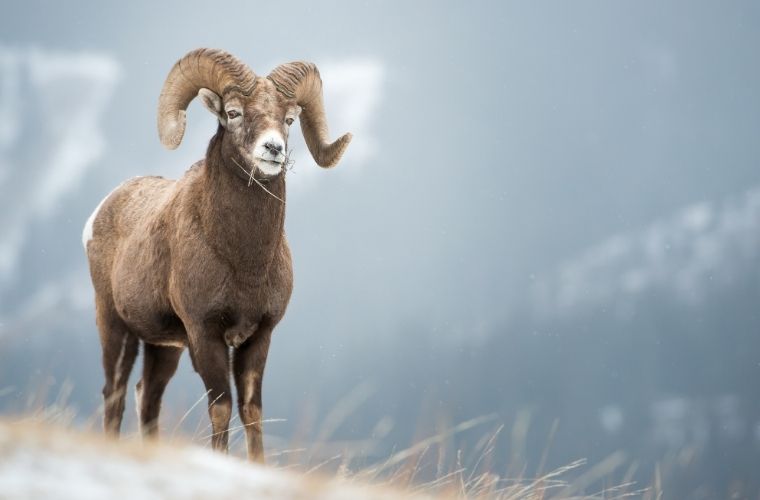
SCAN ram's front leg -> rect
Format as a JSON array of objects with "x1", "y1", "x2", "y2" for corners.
[
  {"x1": 188, "y1": 325, "x2": 232, "y2": 453},
  {"x1": 233, "y1": 319, "x2": 273, "y2": 462}
]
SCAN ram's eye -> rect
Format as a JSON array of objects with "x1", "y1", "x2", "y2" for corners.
[
  {"x1": 227, "y1": 110, "x2": 241, "y2": 119},
  {"x1": 285, "y1": 117, "x2": 294, "y2": 126}
]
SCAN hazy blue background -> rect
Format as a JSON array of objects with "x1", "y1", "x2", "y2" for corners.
[{"x1": 1, "y1": 1, "x2": 759, "y2": 497}]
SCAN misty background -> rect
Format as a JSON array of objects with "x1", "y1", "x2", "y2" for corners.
[{"x1": 1, "y1": 1, "x2": 759, "y2": 497}]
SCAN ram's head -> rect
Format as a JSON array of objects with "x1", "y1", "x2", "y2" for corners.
[{"x1": 157, "y1": 49, "x2": 352, "y2": 179}]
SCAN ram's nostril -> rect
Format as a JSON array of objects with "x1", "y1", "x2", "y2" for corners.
[{"x1": 264, "y1": 141, "x2": 283, "y2": 154}]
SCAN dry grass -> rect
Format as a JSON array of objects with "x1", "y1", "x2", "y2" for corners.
[{"x1": 2, "y1": 381, "x2": 659, "y2": 499}]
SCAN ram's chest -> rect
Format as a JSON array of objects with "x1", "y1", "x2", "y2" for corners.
[
  {"x1": 223, "y1": 279, "x2": 279, "y2": 319},
  {"x1": 168, "y1": 243, "x2": 292, "y2": 326}
]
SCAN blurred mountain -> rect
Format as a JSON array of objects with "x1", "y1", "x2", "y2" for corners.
[{"x1": 532, "y1": 187, "x2": 760, "y2": 319}]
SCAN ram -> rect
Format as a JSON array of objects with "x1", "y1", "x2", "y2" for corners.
[{"x1": 82, "y1": 48, "x2": 351, "y2": 462}]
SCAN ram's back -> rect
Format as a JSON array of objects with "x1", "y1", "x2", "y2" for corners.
[
  {"x1": 85, "y1": 176, "x2": 175, "y2": 246},
  {"x1": 83, "y1": 175, "x2": 179, "y2": 287}
]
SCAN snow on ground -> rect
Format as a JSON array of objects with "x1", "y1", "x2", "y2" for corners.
[{"x1": 0, "y1": 420, "x2": 425, "y2": 500}]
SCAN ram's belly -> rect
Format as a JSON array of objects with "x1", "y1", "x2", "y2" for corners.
[
  {"x1": 112, "y1": 285, "x2": 188, "y2": 347},
  {"x1": 131, "y1": 312, "x2": 188, "y2": 348}
]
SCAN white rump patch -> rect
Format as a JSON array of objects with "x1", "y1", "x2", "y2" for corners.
[{"x1": 82, "y1": 185, "x2": 119, "y2": 252}]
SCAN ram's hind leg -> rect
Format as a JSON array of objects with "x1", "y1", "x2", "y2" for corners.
[
  {"x1": 136, "y1": 343, "x2": 183, "y2": 439},
  {"x1": 97, "y1": 300, "x2": 139, "y2": 436}
]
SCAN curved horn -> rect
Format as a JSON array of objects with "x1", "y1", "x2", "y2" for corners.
[
  {"x1": 267, "y1": 62, "x2": 352, "y2": 168},
  {"x1": 157, "y1": 48, "x2": 256, "y2": 149}
]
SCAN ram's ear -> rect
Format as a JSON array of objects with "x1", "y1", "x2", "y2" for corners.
[{"x1": 198, "y1": 88, "x2": 226, "y2": 125}]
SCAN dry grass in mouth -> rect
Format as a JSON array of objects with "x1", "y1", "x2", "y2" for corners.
[{"x1": 231, "y1": 156, "x2": 286, "y2": 203}]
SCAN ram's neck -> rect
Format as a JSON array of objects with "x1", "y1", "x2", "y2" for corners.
[{"x1": 196, "y1": 137, "x2": 286, "y2": 284}]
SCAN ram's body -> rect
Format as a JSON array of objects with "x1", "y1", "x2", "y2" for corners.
[
  {"x1": 84, "y1": 161, "x2": 292, "y2": 350},
  {"x1": 82, "y1": 48, "x2": 351, "y2": 462}
]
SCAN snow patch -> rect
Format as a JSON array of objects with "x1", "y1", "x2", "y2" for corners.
[{"x1": 0, "y1": 420, "x2": 419, "y2": 500}]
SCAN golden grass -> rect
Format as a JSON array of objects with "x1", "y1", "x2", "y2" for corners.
[{"x1": 2, "y1": 381, "x2": 659, "y2": 499}]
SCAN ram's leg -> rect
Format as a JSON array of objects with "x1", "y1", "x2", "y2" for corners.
[
  {"x1": 136, "y1": 343, "x2": 183, "y2": 439},
  {"x1": 188, "y1": 328, "x2": 232, "y2": 452},
  {"x1": 97, "y1": 300, "x2": 139, "y2": 437},
  {"x1": 233, "y1": 320, "x2": 273, "y2": 462}
]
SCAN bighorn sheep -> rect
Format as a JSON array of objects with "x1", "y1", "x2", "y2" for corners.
[{"x1": 82, "y1": 48, "x2": 352, "y2": 462}]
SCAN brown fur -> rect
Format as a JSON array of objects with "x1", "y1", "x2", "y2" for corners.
[{"x1": 84, "y1": 49, "x2": 351, "y2": 462}]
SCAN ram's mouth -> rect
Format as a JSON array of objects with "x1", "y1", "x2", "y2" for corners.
[{"x1": 254, "y1": 158, "x2": 284, "y2": 176}]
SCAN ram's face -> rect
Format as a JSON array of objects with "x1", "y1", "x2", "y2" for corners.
[{"x1": 199, "y1": 79, "x2": 301, "y2": 179}]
